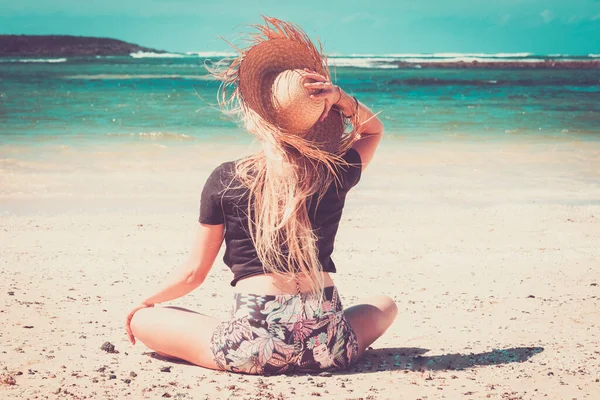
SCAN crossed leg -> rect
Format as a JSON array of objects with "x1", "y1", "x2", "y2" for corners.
[
  {"x1": 130, "y1": 296, "x2": 397, "y2": 371},
  {"x1": 129, "y1": 306, "x2": 222, "y2": 370},
  {"x1": 344, "y1": 295, "x2": 398, "y2": 358}
]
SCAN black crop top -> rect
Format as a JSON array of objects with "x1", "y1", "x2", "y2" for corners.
[{"x1": 199, "y1": 149, "x2": 362, "y2": 286}]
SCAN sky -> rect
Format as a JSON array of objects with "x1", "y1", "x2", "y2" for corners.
[{"x1": 0, "y1": 0, "x2": 599, "y2": 55}]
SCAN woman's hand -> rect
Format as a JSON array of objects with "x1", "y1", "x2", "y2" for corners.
[
  {"x1": 302, "y1": 69, "x2": 343, "y2": 122},
  {"x1": 125, "y1": 303, "x2": 154, "y2": 345}
]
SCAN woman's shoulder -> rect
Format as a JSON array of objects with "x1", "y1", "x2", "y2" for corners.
[
  {"x1": 212, "y1": 160, "x2": 236, "y2": 175},
  {"x1": 203, "y1": 160, "x2": 237, "y2": 191}
]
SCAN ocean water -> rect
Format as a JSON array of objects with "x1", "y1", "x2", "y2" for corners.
[{"x1": 1, "y1": 53, "x2": 599, "y2": 147}]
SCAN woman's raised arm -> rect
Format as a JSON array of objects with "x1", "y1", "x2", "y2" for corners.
[{"x1": 302, "y1": 70, "x2": 384, "y2": 170}]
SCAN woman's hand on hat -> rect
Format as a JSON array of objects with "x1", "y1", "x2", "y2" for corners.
[{"x1": 302, "y1": 69, "x2": 343, "y2": 122}]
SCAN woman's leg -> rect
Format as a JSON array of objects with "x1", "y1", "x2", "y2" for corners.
[
  {"x1": 344, "y1": 295, "x2": 398, "y2": 357},
  {"x1": 130, "y1": 306, "x2": 223, "y2": 370}
]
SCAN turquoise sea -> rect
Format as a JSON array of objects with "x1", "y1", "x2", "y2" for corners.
[{"x1": 1, "y1": 53, "x2": 599, "y2": 146}]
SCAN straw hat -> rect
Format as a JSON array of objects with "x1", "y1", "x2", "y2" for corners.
[{"x1": 219, "y1": 17, "x2": 359, "y2": 156}]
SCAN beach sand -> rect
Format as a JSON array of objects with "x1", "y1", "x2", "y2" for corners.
[{"x1": 1, "y1": 138, "x2": 599, "y2": 399}]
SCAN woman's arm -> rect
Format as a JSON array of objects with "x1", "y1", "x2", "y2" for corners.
[
  {"x1": 335, "y1": 92, "x2": 384, "y2": 169},
  {"x1": 141, "y1": 223, "x2": 224, "y2": 305},
  {"x1": 303, "y1": 70, "x2": 384, "y2": 170}
]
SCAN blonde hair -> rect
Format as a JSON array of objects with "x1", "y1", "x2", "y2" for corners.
[{"x1": 209, "y1": 18, "x2": 360, "y2": 296}]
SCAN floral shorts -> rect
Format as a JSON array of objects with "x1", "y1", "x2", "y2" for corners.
[{"x1": 210, "y1": 286, "x2": 358, "y2": 375}]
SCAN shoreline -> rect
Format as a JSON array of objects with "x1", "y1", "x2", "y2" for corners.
[
  {"x1": 2, "y1": 127, "x2": 600, "y2": 150},
  {"x1": 2, "y1": 139, "x2": 599, "y2": 216}
]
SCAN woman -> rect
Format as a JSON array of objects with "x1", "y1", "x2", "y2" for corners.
[{"x1": 126, "y1": 17, "x2": 397, "y2": 375}]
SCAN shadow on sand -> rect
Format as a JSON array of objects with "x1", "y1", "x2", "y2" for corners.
[
  {"x1": 144, "y1": 346, "x2": 545, "y2": 375},
  {"x1": 346, "y1": 346, "x2": 544, "y2": 374}
]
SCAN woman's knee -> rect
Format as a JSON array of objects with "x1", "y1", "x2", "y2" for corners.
[
  {"x1": 129, "y1": 307, "x2": 155, "y2": 337},
  {"x1": 370, "y1": 295, "x2": 398, "y2": 324}
]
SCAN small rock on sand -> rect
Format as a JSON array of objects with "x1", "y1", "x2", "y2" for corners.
[
  {"x1": 160, "y1": 366, "x2": 171, "y2": 373},
  {"x1": 0, "y1": 374, "x2": 16, "y2": 386},
  {"x1": 100, "y1": 342, "x2": 117, "y2": 353}
]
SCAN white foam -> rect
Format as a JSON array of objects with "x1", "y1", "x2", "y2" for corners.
[
  {"x1": 429, "y1": 52, "x2": 533, "y2": 58},
  {"x1": 137, "y1": 132, "x2": 192, "y2": 139},
  {"x1": 185, "y1": 51, "x2": 236, "y2": 58},
  {"x1": 328, "y1": 57, "x2": 397, "y2": 68},
  {"x1": 400, "y1": 57, "x2": 550, "y2": 63},
  {"x1": 130, "y1": 52, "x2": 184, "y2": 58},
  {"x1": 589, "y1": 54, "x2": 600, "y2": 58},
  {"x1": 331, "y1": 53, "x2": 534, "y2": 59},
  {"x1": 486, "y1": 53, "x2": 533, "y2": 58},
  {"x1": 106, "y1": 132, "x2": 193, "y2": 140},
  {"x1": 0, "y1": 58, "x2": 67, "y2": 63},
  {"x1": 326, "y1": 54, "x2": 577, "y2": 68}
]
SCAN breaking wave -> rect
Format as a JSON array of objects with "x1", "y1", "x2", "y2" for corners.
[
  {"x1": 130, "y1": 52, "x2": 185, "y2": 58},
  {"x1": 0, "y1": 58, "x2": 67, "y2": 63},
  {"x1": 105, "y1": 132, "x2": 194, "y2": 140}
]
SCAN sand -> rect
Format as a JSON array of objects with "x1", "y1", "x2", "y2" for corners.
[{"x1": 1, "y1": 138, "x2": 599, "y2": 399}]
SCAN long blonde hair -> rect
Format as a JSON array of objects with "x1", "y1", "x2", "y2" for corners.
[{"x1": 210, "y1": 18, "x2": 360, "y2": 295}]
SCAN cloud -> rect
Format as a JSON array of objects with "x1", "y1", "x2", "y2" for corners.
[{"x1": 540, "y1": 9, "x2": 555, "y2": 23}]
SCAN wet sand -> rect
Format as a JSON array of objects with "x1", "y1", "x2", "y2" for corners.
[{"x1": 1, "y1": 138, "x2": 599, "y2": 399}]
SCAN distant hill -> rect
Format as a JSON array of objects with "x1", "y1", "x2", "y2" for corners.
[{"x1": 0, "y1": 35, "x2": 164, "y2": 57}]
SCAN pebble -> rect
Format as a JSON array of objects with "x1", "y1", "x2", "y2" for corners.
[
  {"x1": 23, "y1": 326, "x2": 34, "y2": 329},
  {"x1": 130, "y1": 371, "x2": 138, "y2": 378},
  {"x1": 100, "y1": 342, "x2": 117, "y2": 353},
  {"x1": 160, "y1": 366, "x2": 172, "y2": 373},
  {"x1": 108, "y1": 374, "x2": 117, "y2": 380},
  {"x1": 318, "y1": 372, "x2": 332, "y2": 377},
  {"x1": 122, "y1": 378, "x2": 131, "y2": 384},
  {"x1": 0, "y1": 374, "x2": 17, "y2": 386}
]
